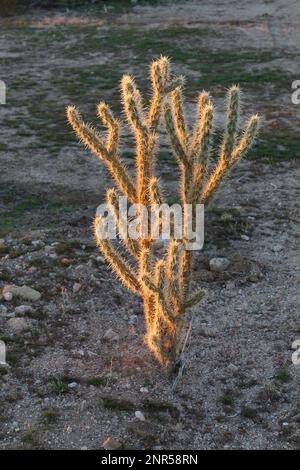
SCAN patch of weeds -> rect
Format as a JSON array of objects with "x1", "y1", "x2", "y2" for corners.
[
  {"x1": 241, "y1": 406, "x2": 258, "y2": 421},
  {"x1": 142, "y1": 398, "x2": 179, "y2": 418},
  {"x1": 86, "y1": 377, "x2": 107, "y2": 387},
  {"x1": 4, "y1": 392, "x2": 22, "y2": 403},
  {"x1": 21, "y1": 238, "x2": 34, "y2": 246},
  {"x1": 127, "y1": 421, "x2": 161, "y2": 448},
  {"x1": 252, "y1": 131, "x2": 300, "y2": 162},
  {"x1": 21, "y1": 425, "x2": 40, "y2": 447},
  {"x1": 273, "y1": 369, "x2": 292, "y2": 384},
  {"x1": 205, "y1": 206, "x2": 252, "y2": 244},
  {"x1": 101, "y1": 396, "x2": 135, "y2": 412},
  {"x1": 112, "y1": 292, "x2": 123, "y2": 306},
  {"x1": 0, "y1": 246, "x2": 9, "y2": 257},
  {"x1": 49, "y1": 376, "x2": 69, "y2": 395},
  {"x1": 221, "y1": 393, "x2": 235, "y2": 408},
  {"x1": 0, "y1": 142, "x2": 8, "y2": 151},
  {"x1": 256, "y1": 384, "x2": 281, "y2": 404},
  {"x1": 8, "y1": 247, "x2": 26, "y2": 259},
  {"x1": 0, "y1": 368, "x2": 8, "y2": 378},
  {"x1": 86, "y1": 376, "x2": 116, "y2": 387},
  {"x1": 5, "y1": 352, "x2": 21, "y2": 366},
  {"x1": 41, "y1": 407, "x2": 60, "y2": 426},
  {"x1": 54, "y1": 240, "x2": 81, "y2": 255},
  {"x1": 27, "y1": 257, "x2": 51, "y2": 268}
]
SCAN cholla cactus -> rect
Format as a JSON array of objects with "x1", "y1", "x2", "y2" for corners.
[{"x1": 67, "y1": 57, "x2": 259, "y2": 368}]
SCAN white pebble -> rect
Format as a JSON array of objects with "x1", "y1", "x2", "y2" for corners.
[{"x1": 135, "y1": 410, "x2": 146, "y2": 421}]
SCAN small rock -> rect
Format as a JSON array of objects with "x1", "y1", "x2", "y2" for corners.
[
  {"x1": 228, "y1": 363, "x2": 239, "y2": 374},
  {"x1": 129, "y1": 314, "x2": 138, "y2": 325},
  {"x1": 73, "y1": 283, "x2": 82, "y2": 293},
  {"x1": 71, "y1": 349, "x2": 85, "y2": 358},
  {"x1": 15, "y1": 305, "x2": 34, "y2": 316},
  {"x1": 3, "y1": 291, "x2": 13, "y2": 301},
  {"x1": 103, "y1": 328, "x2": 119, "y2": 342},
  {"x1": 102, "y1": 437, "x2": 122, "y2": 450},
  {"x1": 209, "y1": 257, "x2": 230, "y2": 272},
  {"x1": 225, "y1": 280, "x2": 236, "y2": 290},
  {"x1": 7, "y1": 317, "x2": 33, "y2": 335},
  {"x1": 135, "y1": 410, "x2": 146, "y2": 421},
  {"x1": 241, "y1": 234, "x2": 250, "y2": 241},
  {"x1": 61, "y1": 258, "x2": 71, "y2": 266},
  {"x1": 0, "y1": 305, "x2": 8, "y2": 315},
  {"x1": 272, "y1": 244, "x2": 283, "y2": 253},
  {"x1": 68, "y1": 382, "x2": 78, "y2": 389},
  {"x1": 140, "y1": 387, "x2": 149, "y2": 393},
  {"x1": 32, "y1": 240, "x2": 44, "y2": 247},
  {"x1": 4, "y1": 285, "x2": 41, "y2": 302}
]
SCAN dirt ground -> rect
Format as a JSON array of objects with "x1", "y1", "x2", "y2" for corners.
[{"x1": 0, "y1": 0, "x2": 299, "y2": 450}]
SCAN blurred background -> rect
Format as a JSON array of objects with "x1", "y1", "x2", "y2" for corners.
[{"x1": 0, "y1": 0, "x2": 299, "y2": 236}]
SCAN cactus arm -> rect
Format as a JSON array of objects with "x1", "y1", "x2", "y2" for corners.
[
  {"x1": 231, "y1": 114, "x2": 260, "y2": 162},
  {"x1": 121, "y1": 75, "x2": 147, "y2": 134},
  {"x1": 106, "y1": 188, "x2": 140, "y2": 259},
  {"x1": 190, "y1": 102, "x2": 214, "y2": 163},
  {"x1": 200, "y1": 114, "x2": 260, "y2": 204},
  {"x1": 165, "y1": 240, "x2": 183, "y2": 310},
  {"x1": 147, "y1": 58, "x2": 165, "y2": 132},
  {"x1": 148, "y1": 177, "x2": 163, "y2": 205},
  {"x1": 190, "y1": 103, "x2": 214, "y2": 204},
  {"x1": 121, "y1": 74, "x2": 155, "y2": 205},
  {"x1": 164, "y1": 103, "x2": 190, "y2": 167},
  {"x1": 148, "y1": 56, "x2": 184, "y2": 133},
  {"x1": 220, "y1": 85, "x2": 240, "y2": 162},
  {"x1": 94, "y1": 216, "x2": 141, "y2": 295},
  {"x1": 170, "y1": 87, "x2": 188, "y2": 150},
  {"x1": 142, "y1": 273, "x2": 175, "y2": 328},
  {"x1": 97, "y1": 102, "x2": 119, "y2": 156}
]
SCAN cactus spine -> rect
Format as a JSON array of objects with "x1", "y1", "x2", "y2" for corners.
[{"x1": 67, "y1": 57, "x2": 259, "y2": 369}]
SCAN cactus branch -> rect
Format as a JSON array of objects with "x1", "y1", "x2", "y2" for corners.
[
  {"x1": 67, "y1": 106, "x2": 136, "y2": 203},
  {"x1": 106, "y1": 188, "x2": 139, "y2": 259},
  {"x1": 94, "y1": 216, "x2": 141, "y2": 294}
]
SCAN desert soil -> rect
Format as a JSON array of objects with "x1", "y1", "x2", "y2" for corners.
[{"x1": 0, "y1": 0, "x2": 299, "y2": 450}]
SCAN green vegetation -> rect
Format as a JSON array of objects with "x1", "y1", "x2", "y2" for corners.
[
  {"x1": 49, "y1": 376, "x2": 69, "y2": 395},
  {"x1": 241, "y1": 406, "x2": 258, "y2": 420},
  {"x1": 101, "y1": 396, "x2": 135, "y2": 411},
  {"x1": 273, "y1": 368, "x2": 292, "y2": 383},
  {"x1": 221, "y1": 393, "x2": 235, "y2": 407}
]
